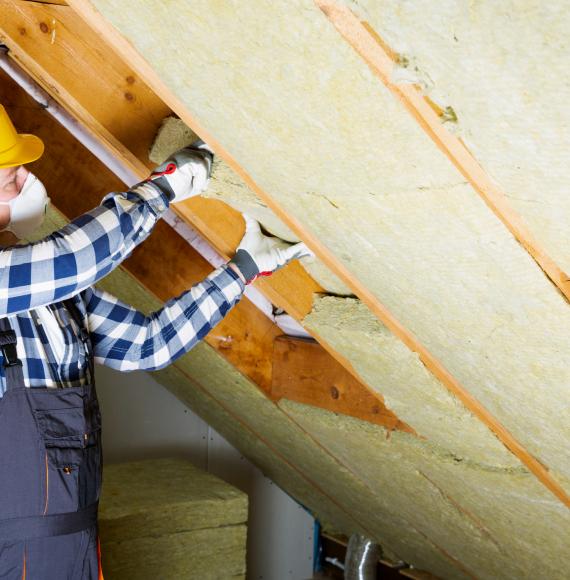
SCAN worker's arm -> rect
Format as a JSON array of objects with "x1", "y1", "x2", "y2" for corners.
[
  {"x1": 83, "y1": 265, "x2": 245, "y2": 371},
  {"x1": 0, "y1": 181, "x2": 169, "y2": 316},
  {"x1": 0, "y1": 144, "x2": 212, "y2": 317}
]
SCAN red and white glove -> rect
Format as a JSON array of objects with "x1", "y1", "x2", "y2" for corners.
[
  {"x1": 146, "y1": 141, "x2": 213, "y2": 203},
  {"x1": 230, "y1": 216, "x2": 313, "y2": 284}
]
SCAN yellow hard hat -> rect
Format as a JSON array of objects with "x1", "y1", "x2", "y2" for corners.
[{"x1": 0, "y1": 104, "x2": 44, "y2": 169}]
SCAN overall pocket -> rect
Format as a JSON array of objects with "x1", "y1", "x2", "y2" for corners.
[{"x1": 35, "y1": 403, "x2": 101, "y2": 514}]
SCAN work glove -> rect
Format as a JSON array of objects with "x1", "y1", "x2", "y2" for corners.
[
  {"x1": 146, "y1": 141, "x2": 214, "y2": 203},
  {"x1": 230, "y1": 215, "x2": 314, "y2": 284}
]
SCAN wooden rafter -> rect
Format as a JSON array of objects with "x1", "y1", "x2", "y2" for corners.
[
  {"x1": 0, "y1": 70, "x2": 277, "y2": 394},
  {"x1": 64, "y1": 0, "x2": 570, "y2": 509}
]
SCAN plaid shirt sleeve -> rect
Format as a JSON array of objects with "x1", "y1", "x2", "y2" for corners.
[
  {"x1": 84, "y1": 264, "x2": 245, "y2": 371},
  {"x1": 0, "y1": 182, "x2": 170, "y2": 316}
]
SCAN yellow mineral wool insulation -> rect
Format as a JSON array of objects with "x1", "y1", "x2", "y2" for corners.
[
  {"x1": 282, "y1": 400, "x2": 570, "y2": 580},
  {"x1": 149, "y1": 117, "x2": 352, "y2": 295},
  {"x1": 78, "y1": 0, "x2": 570, "y2": 488},
  {"x1": 99, "y1": 459, "x2": 248, "y2": 579},
  {"x1": 344, "y1": 0, "x2": 570, "y2": 278},
  {"x1": 304, "y1": 295, "x2": 517, "y2": 467}
]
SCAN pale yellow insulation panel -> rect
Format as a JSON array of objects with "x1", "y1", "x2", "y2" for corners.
[
  {"x1": 148, "y1": 116, "x2": 352, "y2": 295},
  {"x1": 42, "y1": 198, "x2": 569, "y2": 577},
  {"x1": 304, "y1": 295, "x2": 517, "y2": 466},
  {"x1": 85, "y1": 0, "x2": 570, "y2": 485},
  {"x1": 347, "y1": 0, "x2": 570, "y2": 276},
  {"x1": 159, "y1": 342, "x2": 471, "y2": 578}
]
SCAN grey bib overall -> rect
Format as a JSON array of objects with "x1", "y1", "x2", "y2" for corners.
[{"x1": 0, "y1": 300, "x2": 102, "y2": 579}]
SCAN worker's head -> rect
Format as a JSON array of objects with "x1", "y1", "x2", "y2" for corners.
[{"x1": 0, "y1": 104, "x2": 48, "y2": 242}]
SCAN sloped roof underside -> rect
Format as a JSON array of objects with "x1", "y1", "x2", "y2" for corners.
[{"x1": 7, "y1": 0, "x2": 570, "y2": 577}]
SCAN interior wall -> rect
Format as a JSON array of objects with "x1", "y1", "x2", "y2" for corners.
[{"x1": 95, "y1": 365, "x2": 314, "y2": 580}]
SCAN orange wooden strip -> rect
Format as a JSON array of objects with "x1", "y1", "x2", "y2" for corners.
[
  {"x1": 314, "y1": 0, "x2": 570, "y2": 510},
  {"x1": 1, "y1": 65, "x2": 406, "y2": 428}
]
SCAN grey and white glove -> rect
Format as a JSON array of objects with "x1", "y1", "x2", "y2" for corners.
[
  {"x1": 230, "y1": 216, "x2": 313, "y2": 285},
  {"x1": 146, "y1": 141, "x2": 213, "y2": 203}
]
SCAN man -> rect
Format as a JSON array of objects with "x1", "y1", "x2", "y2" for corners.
[{"x1": 0, "y1": 104, "x2": 309, "y2": 579}]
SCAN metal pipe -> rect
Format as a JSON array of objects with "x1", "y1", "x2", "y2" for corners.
[{"x1": 344, "y1": 534, "x2": 382, "y2": 580}]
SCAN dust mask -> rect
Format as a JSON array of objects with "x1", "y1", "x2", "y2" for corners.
[{"x1": 0, "y1": 172, "x2": 50, "y2": 239}]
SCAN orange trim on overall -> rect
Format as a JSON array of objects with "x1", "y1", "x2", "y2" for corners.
[
  {"x1": 21, "y1": 547, "x2": 26, "y2": 580},
  {"x1": 97, "y1": 537, "x2": 104, "y2": 580}
]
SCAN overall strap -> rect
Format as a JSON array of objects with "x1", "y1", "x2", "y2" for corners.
[{"x1": 0, "y1": 317, "x2": 25, "y2": 391}]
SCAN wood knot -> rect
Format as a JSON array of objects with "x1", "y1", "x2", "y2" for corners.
[
  {"x1": 39, "y1": 22, "x2": 49, "y2": 34},
  {"x1": 126, "y1": 75, "x2": 135, "y2": 85},
  {"x1": 124, "y1": 91, "x2": 135, "y2": 102},
  {"x1": 330, "y1": 385, "x2": 340, "y2": 400}
]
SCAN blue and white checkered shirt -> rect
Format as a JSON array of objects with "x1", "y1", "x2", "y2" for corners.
[{"x1": 0, "y1": 182, "x2": 245, "y2": 396}]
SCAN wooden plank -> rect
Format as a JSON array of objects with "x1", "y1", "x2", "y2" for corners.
[
  {"x1": 0, "y1": 0, "x2": 321, "y2": 319},
  {"x1": 0, "y1": 0, "x2": 402, "y2": 433},
  {"x1": 65, "y1": 0, "x2": 570, "y2": 509},
  {"x1": 0, "y1": 0, "x2": 168, "y2": 175},
  {"x1": 173, "y1": 200, "x2": 322, "y2": 320},
  {"x1": 272, "y1": 336, "x2": 412, "y2": 433}
]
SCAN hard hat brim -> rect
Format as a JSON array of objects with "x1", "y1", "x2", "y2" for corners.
[{"x1": 0, "y1": 134, "x2": 44, "y2": 169}]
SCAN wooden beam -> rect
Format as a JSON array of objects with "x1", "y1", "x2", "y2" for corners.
[
  {"x1": 0, "y1": 0, "x2": 169, "y2": 175},
  {"x1": 0, "y1": 0, "x2": 404, "y2": 434},
  {"x1": 272, "y1": 336, "x2": 412, "y2": 433},
  {"x1": 65, "y1": 0, "x2": 570, "y2": 509},
  {"x1": 0, "y1": 0, "x2": 319, "y2": 317}
]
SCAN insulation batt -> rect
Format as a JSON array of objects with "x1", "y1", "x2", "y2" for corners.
[
  {"x1": 149, "y1": 117, "x2": 353, "y2": 295},
  {"x1": 45, "y1": 192, "x2": 569, "y2": 579},
  {"x1": 99, "y1": 459, "x2": 247, "y2": 580}
]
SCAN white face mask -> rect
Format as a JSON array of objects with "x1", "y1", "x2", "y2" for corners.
[{"x1": 0, "y1": 172, "x2": 50, "y2": 239}]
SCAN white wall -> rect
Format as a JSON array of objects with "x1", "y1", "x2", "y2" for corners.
[{"x1": 95, "y1": 364, "x2": 314, "y2": 580}]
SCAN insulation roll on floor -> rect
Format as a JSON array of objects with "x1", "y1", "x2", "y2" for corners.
[{"x1": 98, "y1": 458, "x2": 248, "y2": 579}]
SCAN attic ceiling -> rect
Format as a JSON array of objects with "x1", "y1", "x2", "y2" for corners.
[{"x1": 1, "y1": 1, "x2": 569, "y2": 579}]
